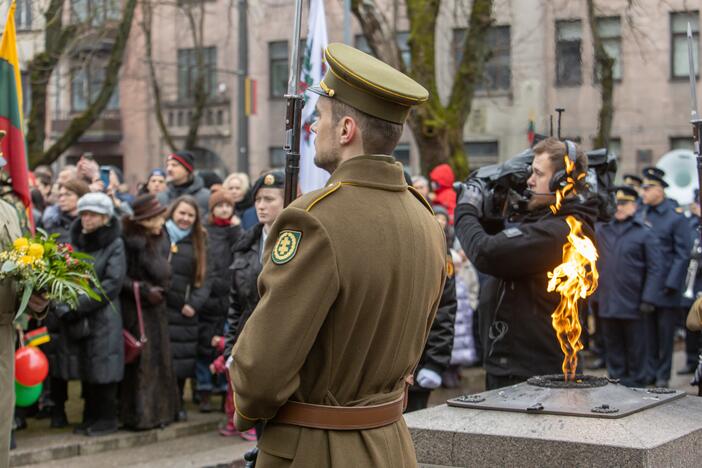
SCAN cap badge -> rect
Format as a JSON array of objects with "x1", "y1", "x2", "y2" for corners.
[{"x1": 264, "y1": 174, "x2": 275, "y2": 186}]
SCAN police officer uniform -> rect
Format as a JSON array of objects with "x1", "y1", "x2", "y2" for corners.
[
  {"x1": 622, "y1": 174, "x2": 643, "y2": 193},
  {"x1": 228, "y1": 43, "x2": 447, "y2": 467},
  {"x1": 640, "y1": 171, "x2": 692, "y2": 386},
  {"x1": 594, "y1": 186, "x2": 664, "y2": 387}
]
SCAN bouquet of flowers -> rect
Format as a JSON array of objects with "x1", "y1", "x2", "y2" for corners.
[{"x1": 0, "y1": 229, "x2": 102, "y2": 320}]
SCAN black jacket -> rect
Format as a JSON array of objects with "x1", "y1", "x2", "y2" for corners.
[
  {"x1": 198, "y1": 223, "x2": 242, "y2": 358},
  {"x1": 412, "y1": 255, "x2": 457, "y2": 390},
  {"x1": 157, "y1": 175, "x2": 211, "y2": 216},
  {"x1": 455, "y1": 198, "x2": 598, "y2": 378},
  {"x1": 223, "y1": 224, "x2": 264, "y2": 358},
  {"x1": 41, "y1": 206, "x2": 76, "y2": 244},
  {"x1": 166, "y1": 230, "x2": 210, "y2": 379},
  {"x1": 48, "y1": 218, "x2": 126, "y2": 383}
]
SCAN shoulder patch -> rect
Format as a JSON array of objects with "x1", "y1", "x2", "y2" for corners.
[
  {"x1": 503, "y1": 227, "x2": 524, "y2": 238},
  {"x1": 446, "y1": 255, "x2": 454, "y2": 278},
  {"x1": 407, "y1": 186, "x2": 434, "y2": 214},
  {"x1": 272, "y1": 230, "x2": 302, "y2": 265}
]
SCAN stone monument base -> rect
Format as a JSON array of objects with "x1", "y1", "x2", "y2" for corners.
[{"x1": 405, "y1": 395, "x2": 702, "y2": 467}]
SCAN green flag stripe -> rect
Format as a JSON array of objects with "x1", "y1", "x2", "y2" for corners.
[{"x1": 0, "y1": 58, "x2": 22, "y2": 130}]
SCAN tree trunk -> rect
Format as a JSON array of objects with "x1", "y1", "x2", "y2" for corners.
[
  {"x1": 587, "y1": 0, "x2": 615, "y2": 149},
  {"x1": 29, "y1": 0, "x2": 138, "y2": 168},
  {"x1": 353, "y1": 0, "x2": 493, "y2": 180},
  {"x1": 26, "y1": 0, "x2": 76, "y2": 163},
  {"x1": 141, "y1": 0, "x2": 177, "y2": 152},
  {"x1": 183, "y1": 2, "x2": 208, "y2": 150}
]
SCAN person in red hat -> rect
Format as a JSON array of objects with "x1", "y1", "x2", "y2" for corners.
[{"x1": 156, "y1": 151, "x2": 211, "y2": 215}]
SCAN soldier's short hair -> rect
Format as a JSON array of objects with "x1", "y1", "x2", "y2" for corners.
[
  {"x1": 330, "y1": 99, "x2": 404, "y2": 156},
  {"x1": 533, "y1": 137, "x2": 588, "y2": 191}
]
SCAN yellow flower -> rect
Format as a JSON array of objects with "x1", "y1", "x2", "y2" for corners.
[
  {"x1": 28, "y1": 243, "x2": 44, "y2": 259},
  {"x1": 13, "y1": 238, "x2": 29, "y2": 252},
  {"x1": 19, "y1": 255, "x2": 34, "y2": 266}
]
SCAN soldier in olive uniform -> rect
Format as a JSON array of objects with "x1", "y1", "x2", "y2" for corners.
[{"x1": 228, "y1": 43, "x2": 447, "y2": 467}]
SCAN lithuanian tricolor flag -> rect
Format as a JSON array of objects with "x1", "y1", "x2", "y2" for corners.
[{"x1": 0, "y1": 1, "x2": 31, "y2": 209}]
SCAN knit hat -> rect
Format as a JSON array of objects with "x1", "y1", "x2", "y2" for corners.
[
  {"x1": 131, "y1": 194, "x2": 167, "y2": 221},
  {"x1": 168, "y1": 151, "x2": 195, "y2": 173},
  {"x1": 148, "y1": 168, "x2": 166, "y2": 180},
  {"x1": 77, "y1": 192, "x2": 114, "y2": 217},
  {"x1": 251, "y1": 170, "x2": 285, "y2": 199},
  {"x1": 208, "y1": 188, "x2": 236, "y2": 212}
]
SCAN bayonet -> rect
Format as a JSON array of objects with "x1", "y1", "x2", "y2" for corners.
[
  {"x1": 688, "y1": 22, "x2": 700, "y2": 125},
  {"x1": 283, "y1": 0, "x2": 305, "y2": 207}
]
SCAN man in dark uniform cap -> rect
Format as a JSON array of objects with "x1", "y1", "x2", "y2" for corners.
[
  {"x1": 622, "y1": 174, "x2": 643, "y2": 195},
  {"x1": 228, "y1": 43, "x2": 447, "y2": 466},
  {"x1": 593, "y1": 186, "x2": 663, "y2": 387},
  {"x1": 640, "y1": 170, "x2": 691, "y2": 386}
]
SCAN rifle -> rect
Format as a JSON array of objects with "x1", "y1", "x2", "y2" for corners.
[
  {"x1": 283, "y1": 0, "x2": 305, "y2": 207},
  {"x1": 686, "y1": 22, "x2": 702, "y2": 397}
]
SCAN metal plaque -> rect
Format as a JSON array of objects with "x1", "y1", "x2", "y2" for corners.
[{"x1": 447, "y1": 380, "x2": 686, "y2": 419}]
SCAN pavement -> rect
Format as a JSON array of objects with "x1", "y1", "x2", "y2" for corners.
[{"x1": 11, "y1": 348, "x2": 699, "y2": 467}]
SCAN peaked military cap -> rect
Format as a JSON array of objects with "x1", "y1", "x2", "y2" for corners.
[
  {"x1": 642, "y1": 173, "x2": 669, "y2": 189},
  {"x1": 615, "y1": 185, "x2": 638, "y2": 203},
  {"x1": 309, "y1": 43, "x2": 429, "y2": 124},
  {"x1": 622, "y1": 174, "x2": 643, "y2": 188},
  {"x1": 642, "y1": 166, "x2": 665, "y2": 179}
]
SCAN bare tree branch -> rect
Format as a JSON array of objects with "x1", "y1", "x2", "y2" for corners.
[{"x1": 587, "y1": 0, "x2": 614, "y2": 149}]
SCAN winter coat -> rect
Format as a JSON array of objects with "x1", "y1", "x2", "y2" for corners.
[
  {"x1": 640, "y1": 200, "x2": 692, "y2": 308},
  {"x1": 119, "y1": 222, "x2": 178, "y2": 429},
  {"x1": 166, "y1": 230, "x2": 210, "y2": 379},
  {"x1": 47, "y1": 218, "x2": 126, "y2": 384},
  {"x1": 451, "y1": 252, "x2": 480, "y2": 367},
  {"x1": 198, "y1": 223, "x2": 241, "y2": 360},
  {"x1": 0, "y1": 200, "x2": 22, "y2": 467},
  {"x1": 41, "y1": 206, "x2": 76, "y2": 243},
  {"x1": 223, "y1": 224, "x2": 264, "y2": 359},
  {"x1": 594, "y1": 215, "x2": 664, "y2": 320},
  {"x1": 430, "y1": 163, "x2": 456, "y2": 222},
  {"x1": 683, "y1": 215, "x2": 702, "y2": 308},
  {"x1": 157, "y1": 175, "x2": 211, "y2": 215},
  {"x1": 454, "y1": 197, "x2": 598, "y2": 379}
]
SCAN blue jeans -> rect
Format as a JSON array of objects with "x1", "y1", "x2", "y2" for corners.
[{"x1": 195, "y1": 358, "x2": 227, "y2": 393}]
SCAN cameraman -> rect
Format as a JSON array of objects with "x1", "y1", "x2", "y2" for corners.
[{"x1": 454, "y1": 137, "x2": 597, "y2": 390}]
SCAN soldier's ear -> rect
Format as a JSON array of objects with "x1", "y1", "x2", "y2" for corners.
[{"x1": 338, "y1": 115, "x2": 358, "y2": 146}]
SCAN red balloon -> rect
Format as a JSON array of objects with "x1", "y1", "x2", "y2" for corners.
[{"x1": 15, "y1": 346, "x2": 49, "y2": 387}]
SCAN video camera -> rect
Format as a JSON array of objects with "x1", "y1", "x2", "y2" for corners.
[{"x1": 465, "y1": 146, "x2": 618, "y2": 223}]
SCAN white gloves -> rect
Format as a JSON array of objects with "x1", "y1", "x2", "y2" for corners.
[{"x1": 416, "y1": 368, "x2": 442, "y2": 389}]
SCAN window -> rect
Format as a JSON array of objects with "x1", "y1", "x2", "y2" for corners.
[
  {"x1": 70, "y1": 61, "x2": 119, "y2": 112},
  {"x1": 177, "y1": 47, "x2": 217, "y2": 101},
  {"x1": 270, "y1": 147, "x2": 286, "y2": 168},
  {"x1": 556, "y1": 20, "x2": 582, "y2": 86},
  {"x1": 393, "y1": 143, "x2": 410, "y2": 167},
  {"x1": 594, "y1": 17, "x2": 622, "y2": 82},
  {"x1": 396, "y1": 32, "x2": 411, "y2": 70},
  {"x1": 16, "y1": 0, "x2": 32, "y2": 30},
  {"x1": 453, "y1": 26, "x2": 511, "y2": 91},
  {"x1": 464, "y1": 141, "x2": 499, "y2": 169},
  {"x1": 670, "y1": 136, "x2": 695, "y2": 151},
  {"x1": 607, "y1": 137, "x2": 621, "y2": 157},
  {"x1": 671, "y1": 11, "x2": 699, "y2": 79},
  {"x1": 269, "y1": 41, "x2": 288, "y2": 98},
  {"x1": 70, "y1": 0, "x2": 120, "y2": 26}
]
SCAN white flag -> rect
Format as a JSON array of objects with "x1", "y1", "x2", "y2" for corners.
[{"x1": 299, "y1": 0, "x2": 329, "y2": 193}]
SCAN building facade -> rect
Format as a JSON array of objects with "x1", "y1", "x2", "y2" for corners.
[{"x1": 6, "y1": 0, "x2": 701, "y2": 188}]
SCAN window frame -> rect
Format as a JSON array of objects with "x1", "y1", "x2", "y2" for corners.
[
  {"x1": 15, "y1": 0, "x2": 32, "y2": 31},
  {"x1": 70, "y1": 59, "x2": 119, "y2": 113},
  {"x1": 177, "y1": 46, "x2": 218, "y2": 101},
  {"x1": 555, "y1": 19, "x2": 583, "y2": 87},
  {"x1": 593, "y1": 16, "x2": 622, "y2": 83},
  {"x1": 452, "y1": 25, "x2": 512, "y2": 93}
]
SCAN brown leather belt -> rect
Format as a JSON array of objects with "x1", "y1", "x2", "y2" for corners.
[{"x1": 272, "y1": 393, "x2": 406, "y2": 430}]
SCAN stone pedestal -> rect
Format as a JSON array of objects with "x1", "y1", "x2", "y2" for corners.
[{"x1": 405, "y1": 396, "x2": 702, "y2": 467}]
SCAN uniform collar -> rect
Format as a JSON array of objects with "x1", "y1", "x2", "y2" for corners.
[{"x1": 326, "y1": 155, "x2": 408, "y2": 191}]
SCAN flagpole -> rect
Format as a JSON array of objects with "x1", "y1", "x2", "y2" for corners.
[{"x1": 343, "y1": 0, "x2": 351, "y2": 45}]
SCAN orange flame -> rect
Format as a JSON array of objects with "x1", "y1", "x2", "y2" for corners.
[
  {"x1": 547, "y1": 215, "x2": 599, "y2": 381},
  {"x1": 549, "y1": 155, "x2": 586, "y2": 215}
]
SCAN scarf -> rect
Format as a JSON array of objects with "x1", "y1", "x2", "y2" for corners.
[
  {"x1": 212, "y1": 216, "x2": 232, "y2": 227},
  {"x1": 166, "y1": 219, "x2": 192, "y2": 245}
]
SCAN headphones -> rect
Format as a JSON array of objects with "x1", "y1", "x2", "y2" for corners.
[{"x1": 548, "y1": 139, "x2": 578, "y2": 193}]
